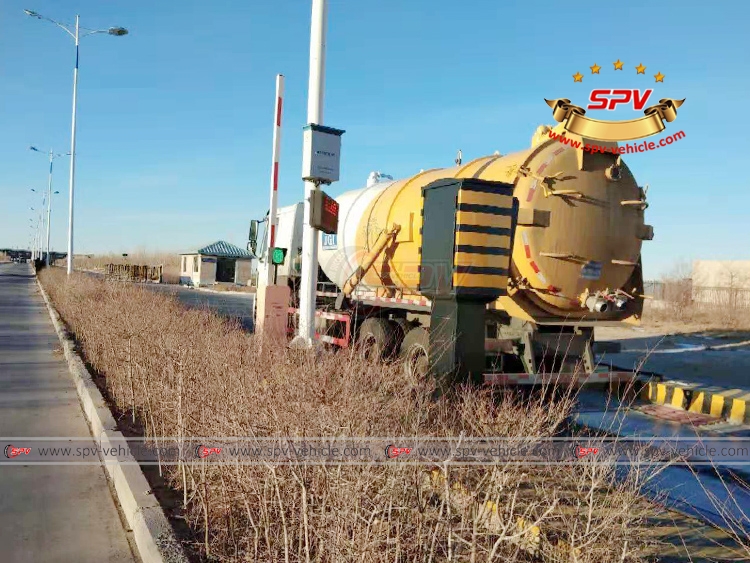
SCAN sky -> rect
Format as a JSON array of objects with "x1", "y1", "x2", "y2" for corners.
[{"x1": 1, "y1": 0, "x2": 749, "y2": 279}]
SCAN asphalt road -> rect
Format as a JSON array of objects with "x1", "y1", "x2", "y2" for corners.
[
  {"x1": 144, "y1": 283, "x2": 256, "y2": 331},
  {"x1": 0, "y1": 262, "x2": 135, "y2": 562},
  {"x1": 596, "y1": 326, "x2": 750, "y2": 390}
]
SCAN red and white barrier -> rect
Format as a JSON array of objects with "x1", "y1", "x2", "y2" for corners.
[
  {"x1": 264, "y1": 74, "x2": 284, "y2": 286},
  {"x1": 287, "y1": 308, "x2": 352, "y2": 348}
]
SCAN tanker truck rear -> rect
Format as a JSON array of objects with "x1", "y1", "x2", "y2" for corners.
[{"x1": 250, "y1": 124, "x2": 654, "y2": 383}]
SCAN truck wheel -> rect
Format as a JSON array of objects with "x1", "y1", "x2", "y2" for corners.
[
  {"x1": 400, "y1": 327, "x2": 429, "y2": 380},
  {"x1": 392, "y1": 317, "x2": 413, "y2": 337},
  {"x1": 387, "y1": 320, "x2": 406, "y2": 356},
  {"x1": 357, "y1": 318, "x2": 395, "y2": 360}
]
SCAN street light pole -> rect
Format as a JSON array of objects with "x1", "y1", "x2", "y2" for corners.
[
  {"x1": 66, "y1": 14, "x2": 80, "y2": 275},
  {"x1": 45, "y1": 150, "x2": 53, "y2": 265},
  {"x1": 31, "y1": 147, "x2": 66, "y2": 265},
  {"x1": 24, "y1": 9, "x2": 128, "y2": 275}
]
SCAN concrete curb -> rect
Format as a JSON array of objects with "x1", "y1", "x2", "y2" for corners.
[
  {"x1": 183, "y1": 285, "x2": 256, "y2": 296},
  {"x1": 36, "y1": 277, "x2": 189, "y2": 563},
  {"x1": 640, "y1": 379, "x2": 750, "y2": 425}
]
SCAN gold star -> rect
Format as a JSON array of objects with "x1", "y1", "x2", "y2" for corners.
[
  {"x1": 635, "y1": 63, "x2": 647, "y2": 74},
  {"x1": 654, "y1": 71, "x2": 665, "y2": 83},
  {"x1": 590, "y1": 63, "x2": 601, "y2": 74},
  {"x1": 613, "y1": 59, "x2": 624, "y2": 70},
  {"x1": 573, "y1": 71, "x2": 583, "y2": 82}
]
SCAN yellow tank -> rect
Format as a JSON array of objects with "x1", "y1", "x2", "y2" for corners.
[{"x1": 318, "y1": 124, "x2": 652, "y2": 324}]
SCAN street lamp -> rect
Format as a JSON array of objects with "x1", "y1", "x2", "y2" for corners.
[
  {"x1": 24, "y1": 9, "x2": 128, "y2": 274},
  {"x1": 30, "y1": 146, "x2": 69, "y2": 266}
]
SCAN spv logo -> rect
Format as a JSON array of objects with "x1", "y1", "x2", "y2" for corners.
[
  {"x1": 545, "y1": 60, "x2": 684, "y2": 142},
  {"x1": 4, "y1": 444, "x2": 31, "y2": 458},
  {"x1": 587, "y1": 89, "x2": 653, "y2": 111}
]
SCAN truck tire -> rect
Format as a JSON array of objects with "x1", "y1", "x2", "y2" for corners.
[
  {"x1": 399, "y1": 327, "x2": 429, "y2": 380},
  {"x1": 357, "y1": 318, "x2": 396, "y2": 360},
  {"x1": 392, "y1": 317, "x2": 413, "y2": 337}
]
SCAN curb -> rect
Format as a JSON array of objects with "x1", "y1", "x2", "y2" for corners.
[
  {"x1": 187, "y1": 286, "x2": 256, "y2": 296},
  {"x1": 36, "y1": 277, "x2": 189, "y2": 563},
  {"x1": 640, "y1": 379, "x2": 750, "y2": 425}
]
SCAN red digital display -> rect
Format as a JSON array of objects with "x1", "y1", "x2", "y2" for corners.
[
  {"x1": 323, "y1": 196, "x2": 339, "y2": 215},
  {"x1": 311, "y1": 190, "x2": 339, "y2": 234},
  {"x1": 320, "y1": 193, "x2": 338, "y2": 234}
]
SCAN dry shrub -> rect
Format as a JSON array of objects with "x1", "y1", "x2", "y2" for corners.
[{"x1": 40, "y1": 268, "x2": 659, "y2": 562}]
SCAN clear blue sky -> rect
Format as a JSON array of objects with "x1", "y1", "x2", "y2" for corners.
[{"x1": 2, "y1": 0, "x2": 748, "y2": 278}]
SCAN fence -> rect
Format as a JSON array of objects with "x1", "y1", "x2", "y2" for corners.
[
  {"x1": 105, "y1": 264, "x2": 163, "y2": 283},
  {"x1": 643, "y1": 280, "x2": 665, "y2": 300},
  {"x1": 692, "y1": 286, "x2": 750, "y2": 308}
]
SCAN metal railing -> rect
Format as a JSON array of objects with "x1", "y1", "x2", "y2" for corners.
[{"x1": 105, "y1": 263, "x2": 163, "y2": 283}]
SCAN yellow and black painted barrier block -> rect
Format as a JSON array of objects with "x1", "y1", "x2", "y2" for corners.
[{"x1": 640, "y1": 380, "x2": 750, "y2": 425}]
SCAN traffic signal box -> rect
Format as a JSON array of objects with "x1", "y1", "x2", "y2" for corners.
[{"x1": 419, "y1": 178, "x2": 519, "y2": 387}]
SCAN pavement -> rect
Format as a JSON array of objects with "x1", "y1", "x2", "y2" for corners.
[
  {"x1": 596, "y1": 325, "x2": 750, "y2": 390},
  {"x1": 143, "y1": 282, "x2": 256, "y2": 331},
  {"x1": 574, "y1": 387, "x2": 750, "y2": 540},
  {"x1": 0, "y1": 262, "x2": 135, "y2": 562}
]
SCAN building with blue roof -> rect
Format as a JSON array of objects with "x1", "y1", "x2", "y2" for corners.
[{"x1": 179, "y1": 240, "x2": 254, "y2": 287}]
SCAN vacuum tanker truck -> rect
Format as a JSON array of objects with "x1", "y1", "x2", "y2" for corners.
[{"x1": 250, "y1": 123, "x2": 653, "y2": 383}]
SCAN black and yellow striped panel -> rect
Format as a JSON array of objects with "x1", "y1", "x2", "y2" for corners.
[{"x1": 454, "y1": 183, "x2": 516, "y2": 297}]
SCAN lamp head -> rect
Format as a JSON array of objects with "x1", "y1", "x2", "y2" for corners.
[
  {"x1": 24, "y1": 9, "x2": 42, "y2": 19},
  {"x1": 108, "y1": 27, "x2": 128, "y2": 36}
]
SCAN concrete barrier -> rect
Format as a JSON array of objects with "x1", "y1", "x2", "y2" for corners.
[
  {"x1": 641, "y1": 380, "x2": 750, "y2": 425},
  {"x1": 36, "y1": 278, "x2": 188, "y2": 563}
]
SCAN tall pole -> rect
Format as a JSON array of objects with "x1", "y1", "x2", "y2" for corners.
[
  {"x1": 45, "y1": 151, "x2": 53, "y2": 266},
  {"x1": 264, "y1": 74, "x2": 285, "y2": 287},
  {"x1": 66, "y1": 15, "x2": 80, "y2": 275},
  {"x1": 297, "y1": 0, "x2": 327, "y2": 345}
]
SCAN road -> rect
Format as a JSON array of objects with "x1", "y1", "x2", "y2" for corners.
[
  {"x1": 0, "y1": 262, "x2": 135, "y2": 562},
  {"x1": 144, "y1": 283, "x2": 256, "y2": 331},
  {"x1": 596, "y1": 326, "x2": 750, "y2": 389}
]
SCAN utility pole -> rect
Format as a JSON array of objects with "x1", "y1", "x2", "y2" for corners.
[{"x1": 297, "y1": 0, "x2": 328, "y2": 345}]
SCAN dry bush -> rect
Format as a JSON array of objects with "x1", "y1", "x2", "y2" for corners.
[{"x1": 40, "y1": 268, "x2": 660, "y2": 562}]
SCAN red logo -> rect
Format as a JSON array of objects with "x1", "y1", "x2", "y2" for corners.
[
  {"x1": 4, "y1": 445, "x2": 31, "y2": 459},
  {"x1": 385, "y1": 445, "x2": 412, "y2": 459},
  {"x1": 575, "y1": 445, "x2": 599, "y2": 459},
  {"x1": 587, "y1": 89, "x2": 653, "y2": 111},
  {"x1": 195, "y1": 445, "x2": 222, "y2": 459}
]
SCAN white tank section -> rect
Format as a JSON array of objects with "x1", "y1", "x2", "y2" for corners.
[{"x1": 317, "y1": 179, "x2": 395, "y2": 288}]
